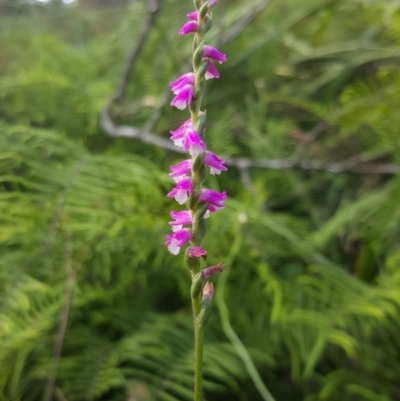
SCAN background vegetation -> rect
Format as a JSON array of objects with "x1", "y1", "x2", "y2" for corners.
[{"x1": 1, "y1": 0, "x2": 400, "y2": 400}]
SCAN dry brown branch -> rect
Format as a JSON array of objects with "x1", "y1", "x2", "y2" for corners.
[{"x1": 44, "y1": 238, "x2": 74, "y2": 401}]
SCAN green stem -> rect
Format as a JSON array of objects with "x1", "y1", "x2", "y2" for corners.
[
  {"x1": 192, "y1": 294, "x2": 203, "y2": 401},
  {"x1": 188, "y1": 2, "x2": 208, "y2": 401}
]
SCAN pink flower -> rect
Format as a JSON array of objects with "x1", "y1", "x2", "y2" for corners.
[
  {"x1": 203, "y1": 45, "x2": 227, "y2": 64},
  {"x1": 170, "y1": 73, "x2": 195, "y2": 93},
  {"x1": 205, "y1": 60, "x2": 220, "y2": 80},
  {"x1": 169, "y1": 210, "x2": 192, "y2": 231},
  {"x1": 170, "y1": 74, "x2": 195, "y2": 110},
  {"x1": 167, "y1": 177, "x2": 193, "y2": 204},
  {"x1": 170, "y1": 119, "x2": 192, "y2": 148},
  {"x1": 187, "y1": 11, "x2": 198, "y2": 21},
  {"x1": 169, "y1": 159, "x2": 192, "y2": 182},
  {"x1": 201, "y1": 262, "x2": 224, "y2": 279},
  {"x1": 182, "y1": 129, "x2": 207, "y2": 156},
  {"x1": 179, "y1": 20, "x2": 198, "y2": 35},
  {"x1": 167, "y1": 0, "x2": 226, "y2": 257},
  {"x1": 199, "y1": 188, "x2": 227, "y2": 211},
  {"x1": 165, "y1": 229, "x2": 192, "y2": 255},
  {"x1": 203, "y1": 151, "x2": 227, "y2": 175},
  {"x1": 170, "y1": 85, "x2": 194, "y2": 110},
  {"x1": 187, "y1": 1, "x2": 218, "y2": 21},
  {"x1": 188, "y1": 246, "x2": 208, "y2": 259},
  {"x1": 169, "y1": 152, "x2": 226, "y2": 181}
]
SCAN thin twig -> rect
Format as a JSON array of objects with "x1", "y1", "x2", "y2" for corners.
[
  {"x1": 44, "y1": 238, "x2": 74, "y2": 401},
  {"x1": 289, "y1": 121, "x2": 327, "y2": 162},
  {"x1": 112, "y1": 0, "x2": 162, "y2": 103},
  {"x1": 100, "y1": 113, "x2": 400, "y2": 174},
  {"x1": 100, "y1": 110, "x2": 185, "y2": 153}
]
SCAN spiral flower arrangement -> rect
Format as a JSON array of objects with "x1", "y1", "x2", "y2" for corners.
[{"x1": 165, "y1": 1, "x2": 227, "y2": 399}]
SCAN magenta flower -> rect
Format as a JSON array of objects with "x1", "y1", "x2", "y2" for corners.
[
  {"x1": 205, "y1": 60, "x2": 220, "y2": 80},
  {"x1": 171, "y1": 85, "x2": 194, "y2": 110},
  {"x1": 203, "y1": 45, "x2": 227, "y2": 64},
  {"x1": 203, "y1": 151, "x2": 227, "y2": 175},
  {"x1": 188, "y1": 246, "x2": 208, "y2": 259},
  {"x1": 187, "y1": 11, "x2": 198, "y2": 20},
  {"x1": 169, "y1": 159, "x2": 192, "y2": 182},
  {"x1": 165, "y1": 229, "x2": 192, "y2": 255},
  {"x1": 169, "y1": 210, "x2": 192, "y2": 231},
  {"x1": 183, "y1": 129, "x2": 207, "y2": 156},
  {"x1": 179, "y1": 20, "x2": 198, "y2": 35},
  {"x1": 170, "y1": 74, "x2": 195, "y2": 110},
  {"x1": 199, "y1": 188, "x2": 227, "y2": 210},
  {"x1": 170, "y1": 118, "x2": 192, "y2": 148},
  {"x1": 201, "y1": 262, "x2": 224, "y2": 279},
  {"x1": 187, "y1": 1, "x2": 217, "y2": 21},
  {"x1": 170, "y1": 73, "x2": 195, "y2": 93},
  {"x1": 167, "y1": 0, "x2": 226, "y2": 263},
  {"x1": 168, "y1": 177, "x2": 193, "y2": 204}
]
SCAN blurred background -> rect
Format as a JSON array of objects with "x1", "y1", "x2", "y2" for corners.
[{"x1": 1, "y1": 0, "x2": 400, "y2": 400}]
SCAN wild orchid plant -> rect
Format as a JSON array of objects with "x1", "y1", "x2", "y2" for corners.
[{"x1": 165, "y1": 0, "x2": 227, "y2": 399}]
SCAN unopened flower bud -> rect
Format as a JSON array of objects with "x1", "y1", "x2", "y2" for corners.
[
  {"x1": 188, "y1": 246, "x2": 208, "y2": 259},
  {"x1": 199, "y1": 282, "x2": 214, "y2": 326},
  {"x1": 201, "y1": 262, "x2": 223, "y2": 279},
  {"x1": 202, "y1": 281, "x2": 214, "y2": 300}
]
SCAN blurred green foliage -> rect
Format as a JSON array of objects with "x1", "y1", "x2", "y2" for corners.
[{"x1": 1, "y1": 0, "x2": 400, "y2": 400}]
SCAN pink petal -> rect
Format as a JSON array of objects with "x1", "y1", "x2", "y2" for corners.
[
  {"x1": 205, "y1": 60, "x2": 220, "y2": 80},
  {"x1": 203, "y1": 45, "x2": 227, "y2": 64},
  {"x1": 179, "y1": 20, "x2": 198, "y2": 35}
]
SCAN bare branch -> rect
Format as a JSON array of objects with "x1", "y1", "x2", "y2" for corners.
[
  {"x1": 100, "y1": 112, "x2": 400, "y2": 175},
  {"x1": 230, "y1": 153, "x2": 400, "y2": 174},
  {"x1": 100, "y1": 107, "x2": 185, "y2": 153},
  {"x1": 112, "y1": 0, "x2": 162, "y2": 103},
  {"x1": 238, "y1": 165, "x2": 255, "y2": 194}
]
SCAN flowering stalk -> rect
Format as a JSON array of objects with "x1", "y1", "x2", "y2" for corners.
[{"x1": 165, "y1": 1, "x2": 226, "y2": 400}]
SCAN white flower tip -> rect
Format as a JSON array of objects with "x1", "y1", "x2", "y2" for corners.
[
  {"x1": 173, "y1": 139, "x2": 184, "y2": 147},
  {"x1": 175, "y1": 191, "x2": 188, "y2": 205},
  {"x1": 210, "y1": 168, "x2": 221, "y2": 175},
  {"x1": 168, "y1": 244, "x2": 180, "y2": 255},
  {"x1": 171, "y1": 100, "x2": 187, "y2": 110}
]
